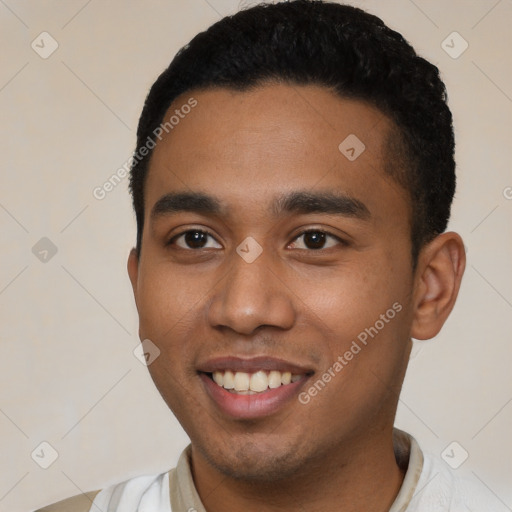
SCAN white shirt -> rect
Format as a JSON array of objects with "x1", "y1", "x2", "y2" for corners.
[{"x1": 40, "y1": 429, "x2": 506, "y2": 511}]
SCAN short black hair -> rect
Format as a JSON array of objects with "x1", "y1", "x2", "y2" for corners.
[{"x1": 129, "y1": 0, "x2": 455, "y2": 263}]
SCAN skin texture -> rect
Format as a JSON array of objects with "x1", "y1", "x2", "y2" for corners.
[{"x1": 128, "y1": 84, "x2": 465, "y2": 512}]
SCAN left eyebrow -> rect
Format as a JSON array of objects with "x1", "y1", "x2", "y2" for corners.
[{"x1": 271, "y1": 191, "x2": 371, "y2": 220}]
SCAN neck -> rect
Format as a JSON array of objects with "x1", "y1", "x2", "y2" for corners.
[{"x1": 191, "y1": 428, "x2": 406, "y2": 512}]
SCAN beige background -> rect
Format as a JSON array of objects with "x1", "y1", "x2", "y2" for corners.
[{"x1": 0, "y1": 1, "x2": 511, "y2": 510}]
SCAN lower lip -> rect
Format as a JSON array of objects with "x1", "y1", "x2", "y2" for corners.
[{"x1": 200, "y1": 373, "x2": 308, "y2": 420}]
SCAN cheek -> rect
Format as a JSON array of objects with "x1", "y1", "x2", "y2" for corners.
[
  {"x1": 301, "y1": 260, "x2": 402, "y2": 332},
  {"x1": 135, "y1": 263, "x2": 212, "y2": 382},
  {"x1": 303, "y1": 255, "x2": 412, "y2": 380},
  {"x1": 136, "y1": 262, "x2": 208, "y2": 336}
]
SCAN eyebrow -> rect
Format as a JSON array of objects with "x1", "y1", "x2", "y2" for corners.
[
  {"x1": 272, "y1": 191, "x2": 370, "y2": 219},
  {"x1": 151, "y1": 192, "x2": 223, "y2": 219},
  {"x1": 150, "y1": 190, "x2": 370, "y2": 221}
]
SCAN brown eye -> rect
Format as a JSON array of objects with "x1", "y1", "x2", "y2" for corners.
[
  {"x1": 303, "y1": 231, "x2": 326, "y2": 249},
  {"x1": 171, "y1": 230, "x2": 222, "y2": 250},
  {"x1": 289, "y1": 230, "x2": 343, "y2": 250}
]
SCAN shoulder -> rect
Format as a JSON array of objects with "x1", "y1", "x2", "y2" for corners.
[
  {"x1": 414, "y1": 449, "x2": 507, "y2": 511},
  {"x1": 34, "y1": 490, "x2": 100, "y2": 512},
  {"x1": 34, "y1": 471, "x2": 171, "y2": 512},
  {"x1": 34, "y1": 456, "x2": 185, "y2": 512},
  {"x1": 35, "y1": 470, "x2": 172, "y2": 512}
]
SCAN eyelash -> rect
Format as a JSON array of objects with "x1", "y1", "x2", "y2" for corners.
[{"x1": 167, "y1": 228, "x2": 347, "y2": 251}]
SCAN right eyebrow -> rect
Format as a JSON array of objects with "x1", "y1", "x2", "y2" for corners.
[{"x1": 150, "y1": 192, "x2": 225, "y2": 221}]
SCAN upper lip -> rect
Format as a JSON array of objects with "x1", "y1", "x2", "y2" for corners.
[{"x1": 197, "y1": 356, "x2": 314, "y2": 375}]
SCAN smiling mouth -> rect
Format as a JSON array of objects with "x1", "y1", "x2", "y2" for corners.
[{"x1": 205, "y1": 370, "x2": 308, "y2": 395}]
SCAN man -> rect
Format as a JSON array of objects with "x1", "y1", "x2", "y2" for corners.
[{"x1": 37, "y1": 1, "x2": 499, "y2": 510}]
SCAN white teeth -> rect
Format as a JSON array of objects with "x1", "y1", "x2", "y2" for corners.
[
  {"x1": 250, "y1": 371, "x2": 268, "y2": 392},
  {"x1": 268, "y1": 370, "x2": 282, "y2": 389},
  {"x1": 234, "y1": 371, "x2": 250, "y2": 391},
  {"x1": 213, "y1": 371, "x2": 223, "y2": 386},
  {"x1": 223, "y1": 370, "x2": 235, "y2": 389},
  {"x1": 211, "y1": 369, "x2": 304, "y2": 393}
]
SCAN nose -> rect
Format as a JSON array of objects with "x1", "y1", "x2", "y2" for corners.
[{"x1": 207, "y1": 251, "x2": 296, "y2": 335}]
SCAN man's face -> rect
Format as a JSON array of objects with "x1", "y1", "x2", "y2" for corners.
[{"x1": 129, "y1": 84, "x2": 416, "y2": 480}]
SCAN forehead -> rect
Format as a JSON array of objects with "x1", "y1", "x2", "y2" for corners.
[{"x1": 144, "y1": 84, "x2": 407, "y2": 223}]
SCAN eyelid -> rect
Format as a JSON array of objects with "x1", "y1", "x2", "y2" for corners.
[
  {"x1": 289, "y1": 227, "x2": 349, "y2": 246},
  {"x1": 166, "y1": 226, "x2": 348, "y2": 250},
  {"x1": 292, "y1": 231, "x2": 346, "y2": 251},
  {"x1": 167, "y1": 227, "x2": 221, "y2": 248}
]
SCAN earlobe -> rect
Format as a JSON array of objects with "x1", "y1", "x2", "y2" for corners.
[
  {"x1": 127, "y1": 248, "x2": 139, "y2": 298},
  {"x1": 411, "y1": 232, "x2": 466, "y2": 340}
]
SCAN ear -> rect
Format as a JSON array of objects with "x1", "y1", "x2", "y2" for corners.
[
  {"x1": 127, "y1": 248, "x2": 139, "y2": 305},
  {"x1": 411, "y1": 232, "x2": 466, "y2": 340}
]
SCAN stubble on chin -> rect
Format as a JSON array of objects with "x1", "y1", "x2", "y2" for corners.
[{"x1": 193, "y1": 436, "x2": 333, "y2": 483}]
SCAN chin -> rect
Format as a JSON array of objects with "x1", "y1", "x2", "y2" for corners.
[{"x1": 196, "y1": 435, "x2": 315, "y2": 482}]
